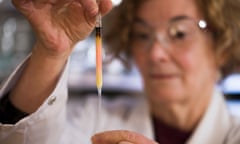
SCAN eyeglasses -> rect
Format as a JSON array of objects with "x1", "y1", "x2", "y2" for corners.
[{"x1": 130, "y1": 17, "x2": 208, "y2": 53}]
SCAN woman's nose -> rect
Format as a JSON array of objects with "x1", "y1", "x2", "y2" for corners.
[{"x1": 148, "y1": 33, "x2": 170, "y2": 63}]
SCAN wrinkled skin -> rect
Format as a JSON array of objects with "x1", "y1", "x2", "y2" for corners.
[{"x1": 12, "y1": 0, "x2": 112, "y2": 58}]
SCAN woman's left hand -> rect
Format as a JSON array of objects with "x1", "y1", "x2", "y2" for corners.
[{"x1": 91, "y1": 130, "x2": 159, "y2": 144}]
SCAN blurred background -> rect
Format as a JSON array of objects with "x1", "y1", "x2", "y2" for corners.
[{"x1": 0, "y1": 0, "x2": 239, "y2": 117}]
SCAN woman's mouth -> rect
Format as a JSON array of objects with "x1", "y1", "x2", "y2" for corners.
[{"x1": 149, "y1": 73, "x2": 177, "y2": 79}]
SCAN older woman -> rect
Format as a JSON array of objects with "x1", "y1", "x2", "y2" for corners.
[{"x1": 0, "y1": 0, "x2": 240, "y2": 144}]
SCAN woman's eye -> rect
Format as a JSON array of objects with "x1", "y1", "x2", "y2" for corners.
[
  {"x1": 169, "y1": 26, "x2": 190, "y2": 41},
  {"x1": 131, "y1": 31, "x2": 151, "y2": 41},
  {"x1": 173, "y1": 31, "x2": 186, "y2": 39}
]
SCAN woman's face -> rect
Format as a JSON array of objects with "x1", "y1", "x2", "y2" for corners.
[{"x1": 131, "y1": 0, "x2": 218, "y2": 104}]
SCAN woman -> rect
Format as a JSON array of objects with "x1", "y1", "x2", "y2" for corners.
[
  {"x1": 0, "y1": 0, "x2": 240, "y2": 144},
  {"x1": 92, "y1": 0, "x2": 240, "y2": 143}
]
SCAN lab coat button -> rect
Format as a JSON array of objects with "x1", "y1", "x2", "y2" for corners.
[{"x1": 48, "y1": 96, "x2": 56, "y2": 105}]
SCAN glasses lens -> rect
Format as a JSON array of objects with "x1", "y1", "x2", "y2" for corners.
[
  {"x1": 167, "y1": 19, "x2": 205, "y2": 49},
  {"x1": 131, "y1": 19, "x2": 207, "y2": 51},
  {"x1": 131, "y1": 28, "x2": 154, "y2": 50}
]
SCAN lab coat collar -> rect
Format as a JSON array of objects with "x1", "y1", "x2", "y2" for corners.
[
  {"x1": 127, "y1": 88, "x2": 231, "y2": 143},
  {"x1": 187, "y1": 88, "x2": 231, "y2": 144}
]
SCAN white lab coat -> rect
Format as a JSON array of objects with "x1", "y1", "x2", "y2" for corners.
[{"x1": 0, "y1": 58, "x2": 240, "y2": 144}]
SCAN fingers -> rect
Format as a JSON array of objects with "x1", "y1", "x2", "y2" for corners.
[
  {"x1": 77, "y1": 0, "x2": 99, "y2": 17},
  {"x1": 12, "y1": 0, "x2": 112, "y2": 18},
  {"x1": 99, "y1": 0, "x2": 112, "y2": 16},
  {"x1": 92, "y1": 130, "x2": 158, "y2": 144},
  {"x1": 11, "y1": 0, "x2": 31, "y2": 13},
  {"x1": 11, "y1": 0, "x2": 54, "y2": 15},
  {"x1": 77, "y1": 0, "x2": 112, "y2": 17},
  {"x1": 12, "y1": 0, "x2": 30, "y2": 6},
  {"x1": 12, "y1": 0, "x2": 56, "y2": 8},
  {"x1": 33, "y1": 0, "x2": 57, "y2": 3}
]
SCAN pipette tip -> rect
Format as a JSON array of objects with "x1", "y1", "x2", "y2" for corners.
[{"x1": 97, "y1": 88, "x2": 102, "y2": 96}]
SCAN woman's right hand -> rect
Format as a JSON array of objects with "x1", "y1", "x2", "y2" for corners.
[
  {"x1": 8, "y1": 0, "x2": 112, "y2": 114},
  {"x1": 12, "y1": 0, "x2": 112, "y2": 59}
]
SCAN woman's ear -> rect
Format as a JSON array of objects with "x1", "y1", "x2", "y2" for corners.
[{"x1": 215, "y1": 48, "x2": 228, "y2": 68}]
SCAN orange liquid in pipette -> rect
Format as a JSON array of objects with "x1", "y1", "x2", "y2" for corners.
[
  {"x1": 93, "y1": 0, "x2": 102, "y2": 134},
  {"x1": 96, "y1": 27, "x2": 102, "y2": 90},
  {"x1": 94, "y1": 26, "x2": 102, "y2": 133}
]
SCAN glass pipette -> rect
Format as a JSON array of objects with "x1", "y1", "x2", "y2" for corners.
[
  {"x1": 94, "y1": 7, "x2": 102, "y2": 133},
  {"x1": 96, "y1": 12, "x2": 102, "y2": 97}
]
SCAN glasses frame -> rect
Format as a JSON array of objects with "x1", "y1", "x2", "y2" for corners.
[{"x1": 130, "y1": 17, "x2": 209, "y2": 53}]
